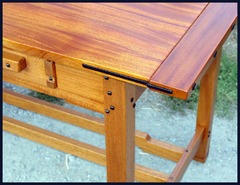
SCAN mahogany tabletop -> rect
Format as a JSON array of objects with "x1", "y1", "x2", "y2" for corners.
[{"x1": 3, "y1": 3, "x2": 237, "y2": 99}]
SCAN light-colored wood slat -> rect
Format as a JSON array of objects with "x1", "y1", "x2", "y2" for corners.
[
  {"x1": 3, "y1": 50, "x2": 26, "y2": 72},
  {"x1": 3, "y1": 116, "x2": 106, "y2": 166},
  {"x1": 3, "y1": 39, "x2": 146, "y2": 89},
  {"x1": 194, "y1": 47, "x2": 222, "y2": 163},
  {"x1": 3, "y1": 116, "x2": 169, "y2": 182},
  {"x1": 3, "y1": 72, "x2": 104, "y2": 114},
  {"x1": 135, "y1": 164, "x2": 169, "y2": 182},
  {"x1": 3, "y1": 3, "x2": 207, "y2": 81},
  {"x1": 3, "y1": 88, "x2": 105, "y2": 134},
  {"x1": 150, "y1": 3, "x2": 237, "y2": 99},
  {"x1": 3, "y1": 46, "x2": 104, "y2": 113},
  {"x1": 167, "y1": 126, "x2": 205, "y2": 182},
  {"x1": 135, "y1": 130, "x2": 184, "y2": 162},
  {"x1": 3, "y1": 48, "x2": 48, "y2": 86},
  {"x1": 3, "y1": 41, "x2": 148, "y2": 89},
  {"x1": 103, "y1": 78, "x2": 136, "y2": 182},
  {"x1": 55, "y1": 63, "x2": 104, "y2": 104},
  {"x1": 3, "y1": 88, "x2": 184, "y2": 162},
  {"x1": 2, "y1": 46, "x2": 105, "y2": 113}
]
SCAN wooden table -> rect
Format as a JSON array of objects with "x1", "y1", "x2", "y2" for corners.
[{"x1": 3, "y1": 3, "x2": 237, "y2": 182}]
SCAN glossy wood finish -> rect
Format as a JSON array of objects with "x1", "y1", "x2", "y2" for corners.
[
  {"x1": 150, "y1": 3, "x2": 237, "y2": 99},
  {"x1": 3, "y1": 88, "x2": 184, "y2": 162},
  {"x1": 136, "y1": 165, "x2": 169, "y2": 182},
  {"x1": 104, "y1": 78, "x2": 136, "y2": 182},
  {"x1": 3, "y1": 3, "x2": 207, "y2": 81},
  {"x1": 44, "y1": 60, "x2": 57, "y2": 88},
  {"x1": 136, "y1": 130, "x2": 184, "y2": 162},
  {"x1": 3, "y1": 3, "x2": 237, "y2": 98},
  {"x1": 3, "y1": 48, "x2": 50, "y2": 86},
  {"x1": 1, "y1": 87, "x2": 215, "y2": 182},
  {"x1": 3, "y1": 116, "x2": 170, "y2": 182},
  {"x1": 3, "y1": 51, "x2": 26, "y2": 72},
  {"x1": 3, "y1": 88, "x2": 105, "y2": 134},
  {"x1": 2, "y1": 100, "x2": 206, "y2": 182},
  {"x1": 194, "y1": 48, "x2": 222, "y2": 163},
  {"x1": 3, "y1": 116, "x2": 106, "y2": 166},
  {"x1": 3, "y1": 47, "x2": 104, "y2": 113},
  {"x1": 3, "y1": 3, "x2": 237, "y2": 182},
  {"x1": 55, "y1": 63, "x2": 104, "y2": 110}
]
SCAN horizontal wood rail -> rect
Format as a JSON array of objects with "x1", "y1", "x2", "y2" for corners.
[
  {"x1": 135, "y1": 131, "x2": 183, "y2": 162},
  {"x1": 3, "y1": 116, "x2": 169, "y2": 182},
  {"x1": 3, "y1": 88, "x2": 105, "y2": 134},
  {"x1": 3, "y1": 88, "x2": 184, "y2": 162},
  {"x1": 3, "y1": 89, "x2": 205, "y2": 182}
]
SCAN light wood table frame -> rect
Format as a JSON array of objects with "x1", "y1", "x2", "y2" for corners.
[{"x1": 3, "y1": 3, "x2": 237, "y2": 182}]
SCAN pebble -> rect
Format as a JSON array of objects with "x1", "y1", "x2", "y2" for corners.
[
  {"x1": 63, "y1": 177, "x2": 69, "y2": 181},
  {"x1": 68, "y1": 155, "x2": 77, "y2": 162},
  {"x1": 29, "y1": 167, "x2": 35, "y2": 172},
  {"x1": 44, "y1": 156, "x2": 51, "y2": 160},
  {"x1": 55, "y1": 154, "x2": 62, "y2": 159}
]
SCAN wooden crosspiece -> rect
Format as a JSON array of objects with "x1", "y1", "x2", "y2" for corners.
[{"x1": 3, "y1": 2, "x2": 237, "y2": 182}]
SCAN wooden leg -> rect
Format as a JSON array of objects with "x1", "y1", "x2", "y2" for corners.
[
  {"x1": 168, "y1": 126, "x2": 205, "y2": 182},
  {"x1": 103, "y1": 77, "x2": 136, "y2": 182},
  {"x1": 194, "y1": 47, "x2": 222, "y2": 162}
]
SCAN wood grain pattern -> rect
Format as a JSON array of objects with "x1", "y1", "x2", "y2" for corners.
[
  {"x1": 3, "y1": 88, "x2": 105, "y2": 134},
  {"x1": 135, "y1": 130, "x2": 184, "y2": 162},
  {"x1": 44, "y1": 60, "x2": 57, "y2": 88},
  {"x1": 3, "y1": 48, "x2": 47, "y2": 86},
  {"x1": 194, "y1": 47, "x2": 222, "y2": 163},
  {"x1": 3, "y1": 50, "x2": 26, "y2": 72},
  {"x1": 3, "y1": 74, "x2": 104, "y2": 113},
  {"x1": 3, "y1": 88, "x2": 184, "y2": 162},
  {"x1": 55, "y1": 63, "x2": 104, "y2": 106},
  {"x1": 3, "y1": 3, "x2": 207, "y2": 81},
  {"x1": 135, "y1": 164, "x2": 169, "y2": 182},
  {"x1": 3, "y1": 39, "x2": 85, "y2": 70},
  {"x1": 3, "y1": 116, "x2": 106, "y2": 166},
  {"x1": 3, "y1": 3, "x2": 234, "y2": 181},
  {"x1": 3, "y1": 116, "x2": 169, "y2": 182},
  {"x1": 150, "y1": 3, "x2": 237, "y2": 99},
  {"x1": 168, "y1": 126, "x2": 204, "y2": 182},
  {"x1": 104, "y1": 78, "x2": 136, "y2": 182},
  {"x1": 3, "y1": 48, "x2": 104, "y2": 113}
]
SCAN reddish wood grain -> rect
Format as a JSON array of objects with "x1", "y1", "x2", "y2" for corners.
[
  {"x1": 104, "y1": 78, "x2": 136, "y2": 182},
  {"x1": 194, "y1": 47, "x2": 222, "y2": 163},
  {"x1": 168, "y1": 126, "x2": 204, "y2": 182},
  {"x1": 3, "y1": 3, "x2": 207, "y2": 81},
  {"x1": 150, "y1": 3, "x2": 237, "y2": 99}
]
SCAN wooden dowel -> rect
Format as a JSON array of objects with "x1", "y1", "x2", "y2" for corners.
[
  {"x1": 3, "y1": 116, "x2": 169, "y2": 182},
  {"x1": 3, "y1": 88, "x2": 184, "y2": 162},
  {"x1": 167, "y1": 126, "x2": 205, "y2": 182}
]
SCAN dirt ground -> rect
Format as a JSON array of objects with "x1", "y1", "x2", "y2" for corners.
[{"x1": 2, "y1": 82, "x2": 237, "y2": 182}]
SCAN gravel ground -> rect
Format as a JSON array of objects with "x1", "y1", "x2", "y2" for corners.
[{"x1": 2, "y1": 82, "x2": 237, "y2": 182}]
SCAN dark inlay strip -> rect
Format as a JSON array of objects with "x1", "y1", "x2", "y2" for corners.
[{"x1": 82, "y1": 63, "x2": 173, "y2": 94}]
